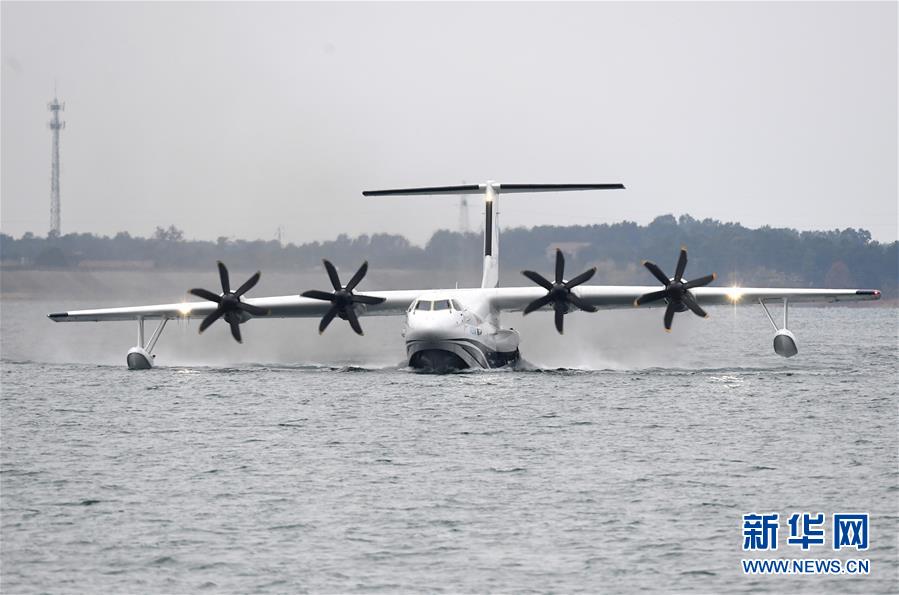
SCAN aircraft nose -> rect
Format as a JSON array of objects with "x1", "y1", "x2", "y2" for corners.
[{"x1": 405, "y1": 310, "x2": 461, "y2": 341}]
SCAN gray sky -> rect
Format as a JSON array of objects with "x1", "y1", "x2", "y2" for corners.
[{"x1": 2, "y1": 1, "x2": 896, "y2": 245}]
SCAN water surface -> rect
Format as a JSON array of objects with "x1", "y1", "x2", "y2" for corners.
[{"x1": 2, "y1": 299, "x2": 896, "y2": 593}]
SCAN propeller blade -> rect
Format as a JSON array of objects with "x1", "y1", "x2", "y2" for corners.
[
  {"x1": 564, "y1": 267, "x2": 596, "y2": 289},
  {"x1": 319, "y1": 305, "x2": 339, "y2": 334},
  {"x1": 198, "y1": 309, "x2": 224, "y2": 333},
  {"x1": 681, "y1": 293, "x2": 708, "y2": 318},
  {"x1": 189, "y1": 288, "x2": 222, "y2": 303},
  {"x1": 345, "y1": 261, "x2": 368, "y2": 292},
  {"x1": 554, "y1": 308, "x2": 565, "y2": 334},
  {"x1": 217, "y1": 261, "x2": 231, "y2": 294},
  {"x1": 567, "y1": 292, "x2": 597, "y2": 313},
  {"x1": 228, "y1": 317, "x2": 242, "y2": 343},
  {"x1": 351, "y1": 294, "x2": 386, "y2": 305},
  {"x1": 554, "y1": 249, "x2": 565, "y2": 284},
  {"x1": 522, "y1": 270, "x2": 553, "y2": 291},
  {"x1": 237, "y1": 302, "x2": 269, "y2": 317},
  {"x1": 643, "y1": 261, "x2": 671, "y2": 285},
  {"x1": 674, "y1": 247, "x2": 688, "y2": 281},
  {"x1": 345, "y1": 307, "x2": 364, "y2": 335},
  {"x1": 683, "y1": 273, "x2": 717, "y2": 290},
  {"x1": 639, "y1": 248, "x2": 715, "y2": 330},
  {"x1": 302, "y1": 290, "x2": 337, "y2": 302},
  {"x1": 634, "y1": 289, "x2": 668, "y2": 307},
  {"x1": 523, "y1": 293, "x2": 554, "y2": 315},
  {"x1": 234, "y1": 271, "x2": 261, "y2": 297},
  {"x1": 322, "y1": 260, "x2": 342, "y2": 291},
  {"x1": 663, "y1": 302, "x2": 676, "y2": 332}
]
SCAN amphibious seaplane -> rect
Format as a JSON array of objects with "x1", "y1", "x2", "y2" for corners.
[{"x1": 48, "y1": 182, "x2": 881, "y2": 371}]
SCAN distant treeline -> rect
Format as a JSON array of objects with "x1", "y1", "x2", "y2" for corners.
[{"x1": 2, "y1": 215, "x2": 897, "y2": 294}]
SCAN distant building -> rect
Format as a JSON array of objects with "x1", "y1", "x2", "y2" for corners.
[{"x1": 546, "y1": 242, "x2": 591, "y2": 259}]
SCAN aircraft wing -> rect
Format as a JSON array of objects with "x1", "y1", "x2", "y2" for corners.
[
  {"x1": 47, "y1": 286, "x2": 881, "y2": 323},
  {"x1": 48, "y1": 290, "x2": 423, "y2": 322},
  {"x1": 488, "y1": 286, "x2": 882, "y2": 312}
]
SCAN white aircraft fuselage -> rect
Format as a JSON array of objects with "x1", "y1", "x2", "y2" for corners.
[
  {"x1": 398, "y1": 182, "x2": 521, "y2": 371},
  {"x1": 402, "y1": 291, "x2": 520, "y2": 371}
]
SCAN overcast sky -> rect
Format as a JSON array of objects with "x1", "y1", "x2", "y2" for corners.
[{"x1": 2, "y1": 1, "x2": 896, "y2": 245}]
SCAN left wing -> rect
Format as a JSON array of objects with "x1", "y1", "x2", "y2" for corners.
[{"x1": 48, "y1": 290, "x2": 422, "y2": 322}]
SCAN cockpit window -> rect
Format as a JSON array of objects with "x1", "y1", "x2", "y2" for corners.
[
  {"x1": 433, "y1": 299, "x2": 451, "y2": 311},
  {"x1": 415, "y1": 301, "x2": 430, "y2": 311}
]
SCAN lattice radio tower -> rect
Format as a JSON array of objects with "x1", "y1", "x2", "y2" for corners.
[{"x1": 48, "y1": 92, "x2": 65, "y2": 236}]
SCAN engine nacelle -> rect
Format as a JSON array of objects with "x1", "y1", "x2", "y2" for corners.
[
  {"x1": 126, "y1": 346, "x2": 155, "y2": 369},
  {"x1": 773, "y1": 329, "x2": 798, "y2": 358}
]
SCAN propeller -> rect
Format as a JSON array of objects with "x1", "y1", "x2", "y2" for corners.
[
  {"x1": 301, "y1": 260, "x2": 385, "y2": 335},
  {"x1": 521, "y1": 248, "x2": 597, "y2": 334},
  {"x1": 188, "y1": 261, "x2": 269, "y2": 343},
  {"x1": 634, "y1": 246, "x2": 717, "y2": 332}
]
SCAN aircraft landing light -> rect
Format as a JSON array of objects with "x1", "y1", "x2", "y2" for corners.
[{"x1": 727, "y1": 286, "x2": 744, "y2": 302}]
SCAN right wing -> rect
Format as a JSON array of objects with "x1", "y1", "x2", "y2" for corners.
[{"x1": 487, "y1": 286, "x2": 881, "y2": 312}]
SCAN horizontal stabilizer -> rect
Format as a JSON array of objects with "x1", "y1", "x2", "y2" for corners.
[
  {"x1": 498, "y1": 183, "x2": 625, "y2": 193},
  {"x1": 363, "y1": 182, "x2": 625, "y2": 196},
  {"x1": 363, "y1": 185, "x2": 482, "y2": 196}
]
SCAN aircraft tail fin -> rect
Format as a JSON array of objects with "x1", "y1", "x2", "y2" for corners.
[{"x1": 363, "y1": 182, "x2": 625, "y2": 288}]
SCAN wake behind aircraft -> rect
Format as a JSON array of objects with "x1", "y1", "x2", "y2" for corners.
[{"x1": 48, "y1": 182, "x2": 881, "y2": 371}]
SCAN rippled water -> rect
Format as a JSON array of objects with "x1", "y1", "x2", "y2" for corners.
[{"x1": 2, "y1": 299, "x2": 897, "y2": 593}]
